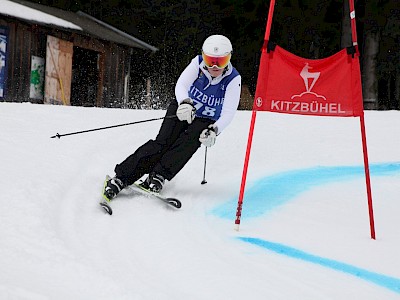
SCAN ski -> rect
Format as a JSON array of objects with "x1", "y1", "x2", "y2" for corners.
[
  {"x1": 130, "y1": 182, "x2": 182, "y2": 209},
  {"x1": 99, "y1": 176, "x2": 182, "y2": 215}
]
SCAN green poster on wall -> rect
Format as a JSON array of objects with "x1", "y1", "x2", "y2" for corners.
[{"x1": 30, "y1": 56, "x2": 45, "y2": 100}]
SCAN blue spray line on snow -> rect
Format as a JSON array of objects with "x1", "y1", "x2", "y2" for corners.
[
  {"x1": 210, "y1": 162, "x2": 400, "y2": 294},
  {"x1": 238, "y1": 237, "x2": 400, "y2": 294},
  {"x1": 212, "y1": 162, "x2": 400, "y2": 220}
]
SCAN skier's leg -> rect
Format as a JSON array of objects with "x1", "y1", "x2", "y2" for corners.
[
  {"x1": 152, "y1": 117, "x2": 214, "y2": 181},
  {"x1": 114, "y1": 101, "x2": 187, "y2": 185}
]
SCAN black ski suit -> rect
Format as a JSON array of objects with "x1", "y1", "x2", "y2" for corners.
[{"x1": 114, "y1": 100, "x2": 213, "y2": 186}]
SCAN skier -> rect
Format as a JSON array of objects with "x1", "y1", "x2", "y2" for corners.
[{"x1": 103, "y1": 34, "x2": 242, "y2": 200}]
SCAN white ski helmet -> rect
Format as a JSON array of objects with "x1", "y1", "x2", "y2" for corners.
[{"x1": 202, "y1": 35, "x2": 232, "y2": 57}]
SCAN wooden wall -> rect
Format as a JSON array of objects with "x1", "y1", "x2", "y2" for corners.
[
  {"x1": 0, "y1": 20, "x2": 31, "y2": 103},
  {"x1": 0, "y1": 15, "x2": 132, "y2": 108}
]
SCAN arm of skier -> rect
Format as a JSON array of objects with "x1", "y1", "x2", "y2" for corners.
[
  {"x1": 175, "y1": 56, "x2": 200, "y2": 104},
  {"x1": 174, "y1": 57, "x2": 200, "y2": 123}
]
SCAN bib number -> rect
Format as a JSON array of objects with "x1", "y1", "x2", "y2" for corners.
[{"x1": 193, "y1": 100, "x2": 217, "y2": 118}]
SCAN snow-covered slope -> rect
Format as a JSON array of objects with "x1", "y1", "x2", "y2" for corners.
[{"x1": 1, "y1": 102, "x2": 399, "y2": 299}]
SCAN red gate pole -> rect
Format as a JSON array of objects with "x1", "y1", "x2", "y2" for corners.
[
  {"x1": 235, "y1": 110, "x2": 257, "y2": 230},
  {"x1": 360, "y1": 114, "x2": 376, "y2": 239},
  {"x1": 264, "y1": 0, "x2": 276, "y2": 41},
  {"x1": 348, "y1": 0, "x2": 376, "y2": 239},
  {"x1": 349, "y1": 0, "x2": 358, "y2": 46},
  {"x1": 234, "y1": 0, "x2": 276, "y2": 230}
]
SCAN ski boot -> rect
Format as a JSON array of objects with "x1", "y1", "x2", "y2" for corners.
[
  {"x1": 103, "y1": 176, "x2": 125, "y2": 201},
  {"x1": 143, "y1": 172, "x2": 165, "y2": 193}
]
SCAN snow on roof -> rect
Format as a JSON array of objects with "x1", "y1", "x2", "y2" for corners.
[{"x1": 0, "y1": 0, "x2": 82, "y2": 31}]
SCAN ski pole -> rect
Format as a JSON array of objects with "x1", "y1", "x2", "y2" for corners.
[
  {"x1": 50, "y1": 115, "x2": 176, "y2": 139},
  {"x1": 201, "y1": 146, "x2": 208, "y2": 184}
]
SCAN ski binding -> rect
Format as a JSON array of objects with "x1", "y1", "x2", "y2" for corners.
[{"x1": 131, "y1": 182, "x2": 182, "y2": 209}]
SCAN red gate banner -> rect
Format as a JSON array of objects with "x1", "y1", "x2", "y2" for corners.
[
  {"x1": 235, "y1": 0, "x2": 376, "y2": 239},
  {"x1": 253, "y1": 45, "x2": 363, "y2": 117}
]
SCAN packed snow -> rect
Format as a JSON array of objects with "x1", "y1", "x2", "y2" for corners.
[
  {"x1": 0, "y1": 0, "x2": 82, "y2": 30},
  {"x1": 0, "y1": 102, "x2": 399, "y2": 299}
]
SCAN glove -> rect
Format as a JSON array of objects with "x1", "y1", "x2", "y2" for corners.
[
  {"x1": 199, "y1": 125, "x2": 217, "y2": 147},
  {"x1": 176, "y1": 98, "x2": 196, "y2": 124}
]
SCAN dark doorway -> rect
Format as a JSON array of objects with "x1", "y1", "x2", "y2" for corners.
[{"x1": 71, "y1": 47, "x2": 99, "y2": 106}]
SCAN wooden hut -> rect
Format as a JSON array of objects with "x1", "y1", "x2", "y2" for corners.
[{"x1": 0, "y1": 0, "x2": 157, "y2": 107}]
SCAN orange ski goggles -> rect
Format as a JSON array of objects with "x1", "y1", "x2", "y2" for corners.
[{"x1": 202, "y1": 52, "x2": 231, "y2": 69}]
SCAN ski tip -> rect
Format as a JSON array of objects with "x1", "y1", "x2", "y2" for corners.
[
  {"x1": 167, "y1": 198, "x2": 182, "y2": 209},
  {"x1": 99, "y1": 202, "x2": 113, "y2": 215}
]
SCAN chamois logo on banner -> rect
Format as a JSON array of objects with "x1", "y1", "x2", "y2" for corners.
[{"x1": 291, "y1": 63, "x2": 326, "y2": 100}]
